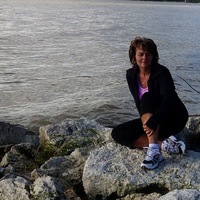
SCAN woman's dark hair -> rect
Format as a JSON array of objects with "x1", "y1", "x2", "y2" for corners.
[{"x1": 129, "y1": 36, "x2": 159, "y2": 65}]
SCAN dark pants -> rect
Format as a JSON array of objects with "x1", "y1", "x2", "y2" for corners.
[{"x1": 111, "y1": 92, "x2": 188, "y2": 148}]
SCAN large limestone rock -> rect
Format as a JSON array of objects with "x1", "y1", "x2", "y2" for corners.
[
  {"x1": 83, "y1": 142, "x2": 200, "y2": 199},
  {"x1": 39, "y1": 118, "x2": 112, "y2": 154}
]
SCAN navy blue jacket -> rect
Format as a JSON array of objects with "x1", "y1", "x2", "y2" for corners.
[{"x1": 126, "y1": 63, "x2": 188, "y2": 130}]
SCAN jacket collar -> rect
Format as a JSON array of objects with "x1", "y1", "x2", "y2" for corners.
[{"x1": 130, "y1": 63, "x2": 165, "y2": 79}]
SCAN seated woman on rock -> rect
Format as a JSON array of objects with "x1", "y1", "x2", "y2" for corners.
[{"x1": 111, "y1": 36, "x2": 188, "y2": 170}]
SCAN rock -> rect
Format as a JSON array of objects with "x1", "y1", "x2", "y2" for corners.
[
  {"x1": 39, "y1": 118, "x2": 112, "y2": 154},
  {"x1": 117, "y1": 192, "x2": 161, "y2": 200},
  {"x1": 0, "y1": 121, "x2": 39, "y2": 147},
  {"x1": 121, "y1": 189, "x2": 200, "y2": 200},
  {"x1": 65, "y1": 188, "x2": 81, "y2": 200},
  {"x1": 0, "y1": 175, "x2": 31, "y2": 200},
  {"x1": 82, "y1": 142, "x2": 200, "y2": 199},
  {"x1": 1, "y1": 143, "x2": 37, "y2": 173},
  {"x1": 0, "y1": 144, "x2": 13, "y2": 161},
  {"x1": 159, "y1": 189, "x2": 200, "y2": 200},
  {"x1": 186, "y1": 117, "x2": 200, "y2": 136},
  {"x1": 0, "y1": 174, "x2": 68, "y2": 200},
  {"x1": 0, "y1": 117, "x2": 199, "y2": 199},
  {"x1": 184, "y1": 117, "x2": 200, "y2": 152},
  {"x1": 33, "y1": 147, "x2": 91, "y2": 187},
  {"x1": 31, "y1": 175, "x2": 68, "y2": 200}
]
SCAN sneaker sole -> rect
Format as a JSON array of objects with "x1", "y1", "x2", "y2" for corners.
[
  {"x1": 178, "y1": 141, "x2": 186, "y2": 154},
  {"x1": 141, "y1": 157, "x2": 165, "y2": 170}
]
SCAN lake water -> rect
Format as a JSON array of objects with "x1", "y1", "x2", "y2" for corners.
[{"x1": 0, "y1": 0, "x2": 200, "y2": 131}]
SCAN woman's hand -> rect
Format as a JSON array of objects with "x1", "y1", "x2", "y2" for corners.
[
  {"x1": 143, "y1": 124, "x2": 154, "y2": 136},
  {"x1": 141, "y1": 113, "x2": 154, "y2": 136}
]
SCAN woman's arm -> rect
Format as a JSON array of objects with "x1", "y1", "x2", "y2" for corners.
[{"x1": 145, "y1": 68, "x2": 178, "y2": 130}]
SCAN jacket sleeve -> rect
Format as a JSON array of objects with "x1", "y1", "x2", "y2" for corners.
[
  {"x1": 126, "y1": 68, "x2": 141, "y2": 113},
  {"x1": 145, "y1": 68, "x2": 179, "y2": 130}
]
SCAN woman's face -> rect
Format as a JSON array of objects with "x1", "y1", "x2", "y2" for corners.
[{"x1": 135, "y1": 46, "x2": 153, "y2": 70}]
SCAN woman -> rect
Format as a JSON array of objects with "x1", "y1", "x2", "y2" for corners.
[{"x1": 111, "y1": 36, "x2": 188, "y2": 170}]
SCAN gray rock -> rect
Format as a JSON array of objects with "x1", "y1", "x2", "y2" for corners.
[
  {"x1": 186, "y1": 117, "x2": 200, "y2": 136},
  {"x1": 83, "y1": 142, "x2": 200, "y2": 199},
  {"x1": 65, "y1": 188, "x2": 81, "y2": 200},
  {"x1": 159, "y1": 189, "x2": 200, "y2": 200},
  {"x1": 34, "y1": 147, "x2": 91, "y2": 187},
  {"x1": 0, "y1": 175, "x2": 31, "y2": 200},
  {"x1": 118, "y1": 192, "x2": 161, "y2": 200},
  {"x1": 39, "y1": 118, "x2": 112, "y2": 153},
  {"x1": 0, "y1": 174, "x2": 68, "y2": 200},
  {"x1": 184, "y1": 117, "x2": 200, "y2": 152},
  {"x1": 120, "y1": 189, "x2": 200, "y2": 200},
  {"x1": 31, "y1": 175, "x2": 68, "y2": 200},
  {"x1": 0, "y1": 121, "x2": 39, "y2": 147},
  {"x1": 1, "y1": 143, "x2": 37, "y2": 173},
  {"x1": 0, "y1": 117, "x2": 199, "y2": 200}
]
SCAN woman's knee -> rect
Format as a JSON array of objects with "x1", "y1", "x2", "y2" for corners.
[
  {"x1": 111, "y1": 125, "x2": 133, "y2": 147},
  {"x1": 111, "y1": 119, "x2": 144, "y2": 147},
  {"x1": 111, "y1": 126, "x2": 122, "y2": 143},
  {"x1": 141, "y1": 113, "x2": 153, "y2": 124}
]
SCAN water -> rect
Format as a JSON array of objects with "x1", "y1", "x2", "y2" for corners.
[{"x1": 0, "y1": 0, "x2": 200, "y2": 131}]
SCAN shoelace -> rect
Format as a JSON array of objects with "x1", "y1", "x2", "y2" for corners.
[
  {"x1": 143, "y1": 147, "x2": 160, "y2": 159},
  {"x1": 166, "y1": 139, "x2": 180, "y2": 154}
]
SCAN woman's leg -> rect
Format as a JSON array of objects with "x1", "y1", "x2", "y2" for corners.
[
  {"x1": 111, "y1": 118, "x2": 146, "y2": 148},
  {"x1": 111, "y1": 114, "x2": 161, "y2": 148},
  {"x1": 141, "y1": 112, "x2": 163, "y2": 146},
  {"x1": 140, "y1": 113, "x2": 164, "y2": 170},
  {"x1": 139, "y1": 94, "x2": 165, "y2": 169},
  {"x1": 140, "y1": 94, "x2": 188, "y2": 156},
  {"x1": 132, "y1": 135, "x2": 148, "y2": 148},
  {"x1": 140, "y1": 93, "x2": 163, "y2": 147},
  {"x1": 111, "y1": 117, "x2": 163, "y2": 148}
]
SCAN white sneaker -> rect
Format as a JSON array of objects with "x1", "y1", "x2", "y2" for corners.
[
  {"x1": 141, "y1": 148, "x2": 164, "y2": 170},
  {"x1": 162, "y1": 136, "x2": 186, "y2": 155}
]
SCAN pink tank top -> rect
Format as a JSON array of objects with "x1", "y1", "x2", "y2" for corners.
[{"x1": 138, "y1": 82, "x2": 149, "y2": 100}]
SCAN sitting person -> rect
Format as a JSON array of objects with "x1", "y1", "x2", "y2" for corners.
[{"x1": 111, "y1": 36, "x2": 188, "y2": 170}]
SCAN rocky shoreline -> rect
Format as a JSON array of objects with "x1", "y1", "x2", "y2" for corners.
[{"x1": 0, "y1": 117, "x2": 199, "y2": 200}]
